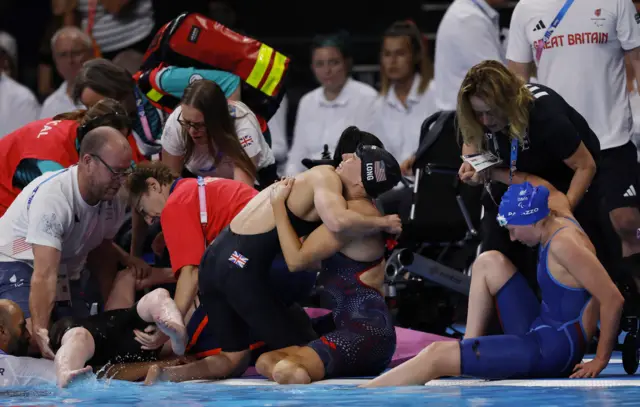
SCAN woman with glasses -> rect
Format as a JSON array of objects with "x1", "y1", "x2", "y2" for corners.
[{"x1": 161, "y1": 79, "x2": 276, "y2": 188}]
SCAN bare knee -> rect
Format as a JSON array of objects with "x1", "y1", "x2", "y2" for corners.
[
  {"x1": 145, "y1": 288, "x2": 171, "y2": 302},
  {"x1": 255, "y1": 352, "x2": 282, "y2": 378},
  {"x1": 137, "y1": 288, "x2": 170, "y2": 312},
  {"x1": 272, "y1": 358, "x2": 311, "y2": 385},
  {"x1": 418, "y1": 341, "x2": 458, "y2": 365},
  {"x1": 472, "y1": 251, "x2": 516, "y2": 294},
  {"x1": 59, "y1": 327, "x2": 95, "y2": 358},
  {"x1": 224, "y1": 351, "x2": 252, "y2": 378},
  {"x1": 61, "y1": 327, "x2": 93, "y2": 347}
]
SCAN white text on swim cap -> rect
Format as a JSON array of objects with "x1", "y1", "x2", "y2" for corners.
[{"x1": 366, "y1": 163, "x2": 374, "y2": 181}]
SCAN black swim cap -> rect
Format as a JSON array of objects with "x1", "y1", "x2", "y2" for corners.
[{"x1": 357, "y1": 144, "x2": 401, "y2": 198}]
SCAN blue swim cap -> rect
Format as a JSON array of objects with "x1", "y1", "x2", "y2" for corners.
[{"x1": 497, "y1": 182, "x2": 550, "y2": 227}]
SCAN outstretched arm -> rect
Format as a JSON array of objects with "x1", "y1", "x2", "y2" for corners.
[
  {"x1": 551, "y1": 234, "x2": 624, "y2": 378},
  {"x1": 271, "y1": 178, "x2": 348, "y2": 272},
  {"x1": 311, "y1": 169, "x2": 400, "y2": 236}
]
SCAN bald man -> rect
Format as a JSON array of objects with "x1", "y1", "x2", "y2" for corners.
[
  {"x1": 0, "y1": 299, "x2": 57, "y2": 386},
  {"x1": 0, "y1": 126, "x2": 133, "y2": 359},
  {"x1": 40, "y1": 26, "x2": 94, "y2": 119}
]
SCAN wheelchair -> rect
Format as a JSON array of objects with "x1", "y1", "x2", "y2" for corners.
[{"x1": 381, "y1": 111, "x2": 484, "y2": 335}]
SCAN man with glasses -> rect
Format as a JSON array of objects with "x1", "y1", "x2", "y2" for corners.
[
  {"x1": 39, "y1": 27, "x2": 94, "y2": 119},
  {"x1": 0, "y1": 126, "x2": 133, "y2": 359}
]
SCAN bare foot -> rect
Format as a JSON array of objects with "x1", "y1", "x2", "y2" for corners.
[
  {"x1": 58, "y1": 366, "x2": 93, "y2": 388},
  {"x1": 156, "y1": 317, "x2": 187, "y2": 356},
  {"x1": 144, "y1": 365, "x2": 166, "y2": 386},
  {"x1": 272, "y1": 359, "x2": 311, "y2": 385},
  {"x1": 141, "y1": 290, "x2": 188, "y2": 355}
]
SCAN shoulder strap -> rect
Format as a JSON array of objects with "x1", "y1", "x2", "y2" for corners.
[
  {"x1": 544, "y1": 226, "x2": 569, "y2": 250},
  {"x1": 197, "y1": 176, "x2": 208, "y2": 248}
]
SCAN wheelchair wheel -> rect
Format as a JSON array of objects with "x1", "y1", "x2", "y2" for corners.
[{"x1": 623, "y1": 333, "x2": 639, "y2": 375}]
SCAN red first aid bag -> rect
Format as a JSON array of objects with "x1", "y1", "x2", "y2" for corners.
[{"x1": 139, "y1": 12, "x2": 290, "y2": 122}]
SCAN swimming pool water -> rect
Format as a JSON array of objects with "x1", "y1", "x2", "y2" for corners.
[{"x1": 2, "y1": 379, "x2": 640, "y2": 407}]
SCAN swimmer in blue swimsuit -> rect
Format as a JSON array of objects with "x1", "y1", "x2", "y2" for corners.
[
  {"x1": 254, "y1": 148, "x2": 401, "y2": 384},
  {"x1": 364, "y1": 173, "x2": 624, "y2": 387}
]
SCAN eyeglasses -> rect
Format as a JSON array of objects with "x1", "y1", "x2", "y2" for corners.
[
  {"x1": 91, "y1": 154, "x2": 133, "y2": 178},
  {"x1": 177, "y1": 114, "x2": 206, "y2": 132},
  {"x1": 54, "y1": 48, "x2": 90, "y2": 59}
]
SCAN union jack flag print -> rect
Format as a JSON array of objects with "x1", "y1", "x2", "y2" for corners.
[
  {"x1": 239, "y1": 135, "x2": 253, "y2": 148},
  {"x1": 229, "y1": 251, "x2": 249, "y2": 268}
]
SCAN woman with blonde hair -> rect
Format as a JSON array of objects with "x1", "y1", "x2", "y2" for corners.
[
  {"x1": 370, "y1": 20, "x2": 437, "y2": 167},
  {"x1": 457, "y1": 60, "x2": 600, "y2": 287}
]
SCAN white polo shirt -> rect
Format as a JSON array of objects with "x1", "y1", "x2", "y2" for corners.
[
  {"x1": 630, "y1": 86, "x2": 640, "y2": 159},
  {"x1": 0, "y1": 354, "x2": 56, "y2": 387},
  {"x1": 370, "y1": 75, "x2": 438, "y2": 163},
  {"x1": 434, "y1": 0, "x2": 505, "y2": 111},
  {"x1": 0, "y1": 74, "x2": 40, "y2": 139},
  {"x1": 162, "y1": 101, "x2": 275, "y2": 178},
  {"x1": 39, "y1": 82, "x2": 85, "y2": 120},
  {"x1": 506, "y1": 0, "x2": 640, "y2": 150},
  {"x1": 0, "y1": 166, "x2": 127, "y2": 281},
  {"x1": 268, "y1": 95, "x2": 289, "y2": 163},
  {"x1": 285, "y1": 78, "x2": 378, "y2": 175}
]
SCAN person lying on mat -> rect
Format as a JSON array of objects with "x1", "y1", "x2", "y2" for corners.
[
  {"x1": 152, "y1": 130, "x2": 402, "y2": 383},
  {"x1": 362, "y1": 179, "x2": 624, "y2": 387},
  {"x1": 0, "y1": 290, "x2": 186, "y2": 389},
  {"x1": 253, "y1": 169, "x2": 399, "y2": 384}
]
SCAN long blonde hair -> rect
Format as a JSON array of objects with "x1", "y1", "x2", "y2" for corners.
[{"x1": 457, "y1": 60, "x2": 533, "y2": 151}]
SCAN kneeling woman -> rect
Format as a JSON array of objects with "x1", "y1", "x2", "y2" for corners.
[
  {"x1": 363, "y1": 178, "x2": 624, "y2": 387},
  {"x1": 116, "y1": 162, "x2": 316, "y2": 382},
  {"x1": 254, "y1": 154, "x2": 399, "y2": 384}
]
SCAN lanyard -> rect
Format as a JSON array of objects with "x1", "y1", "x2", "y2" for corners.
[
  {"x1": 535, "y1": 0, "x2": 575, "y2": 62},
  {"x1": 197, "y1": 176, "x2": 208, "y2": 248},
  {"x1": 487, "y1": 133, "x2": 519, "y2": 183},
  {"x1": 27, "y1": 169, "x2": 69, "y2": 211},
  {"x1": 484, "y1": 134, "x2": 519, "y2": 207},
  {"x1": 469, "y1": 0, "x2": 494, "y2": 20},
  {"x1": 133, "y1": 87, "x2": 156, "y2": 144},
  {"x1": 509, "y1": 138, "x2": 518, "y2": 183},
  {"x1": 170, "y1": 176, "x2": 208, "y2": 247}
]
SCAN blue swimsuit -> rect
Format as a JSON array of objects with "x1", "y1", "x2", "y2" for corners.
[
  {"x1": 460, "y1": 219, "x2": 591, "y2": 379},
  {"x1": 309, "y1": 253, "x2": 396, "y2": 378}
]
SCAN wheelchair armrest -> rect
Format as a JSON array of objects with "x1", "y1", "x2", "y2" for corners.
[
  {"x1": 422, "y1": 163, "x2": 459, "y2": 176},
  {"x1": 301, "y1": 158, "x2": 334, "y2": 169},
  {"x1": 456, "y1": 195, "x2": 479, "y2": 237}
]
